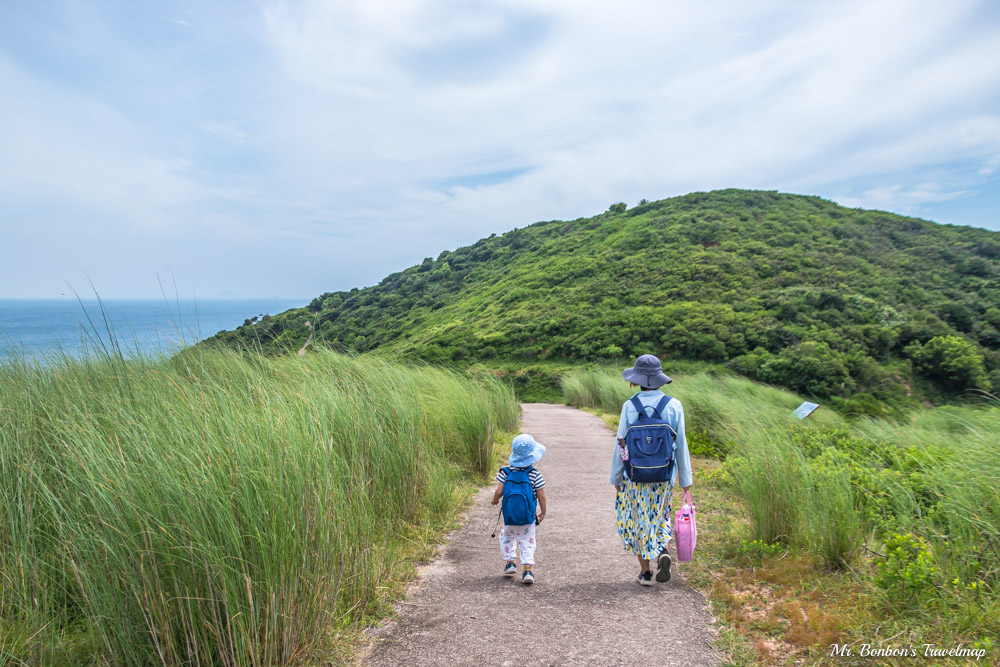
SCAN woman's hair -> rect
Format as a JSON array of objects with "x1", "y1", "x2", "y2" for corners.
[
  {"x1": 628, "y1": 382, "x2": 656, "y2": 391},
  {"x1": 628, "y1": 383, "x2": 656, "y2": 391}
]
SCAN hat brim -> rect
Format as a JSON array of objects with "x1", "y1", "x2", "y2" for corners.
[
  {"x1": 622, "y1": 368, "x2": 673, "y2": 388},
  {"x1": 509, "y1": 443, "x2": 546, "y2": 468}
]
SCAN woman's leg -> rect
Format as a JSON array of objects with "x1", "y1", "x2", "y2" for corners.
[{"x1": 637, "y1": 556, "x2": 650, "y2": 572}]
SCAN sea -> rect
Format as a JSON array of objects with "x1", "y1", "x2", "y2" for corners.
[{"x1": 0, "y1": 298, "x2": 305, "y2": 362}]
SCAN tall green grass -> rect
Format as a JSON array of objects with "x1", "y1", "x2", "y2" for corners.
[
  {"x1": 562, "y1": 369, "x2": 846, "y2": 554},
  {"x1": 563, "y1": 367, "x2": 1000, "y2": 637},
  {"x1": 852, "y1": 401, "x2": 1000, "y2": 619},
  {"x1": 0, "y1": 348, "x2": 517, "y2": 665},
  {"x1": 561, "y1": 366, "x2": 839, "y2": 447}
]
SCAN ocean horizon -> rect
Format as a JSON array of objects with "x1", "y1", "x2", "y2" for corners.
[{"x1": 0, "y1": 298, "x2": 306, "y2": 361}]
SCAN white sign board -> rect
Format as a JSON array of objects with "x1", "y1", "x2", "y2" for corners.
[{"x1": 792, "y1": 401, "x2": 819, "y2": 419}]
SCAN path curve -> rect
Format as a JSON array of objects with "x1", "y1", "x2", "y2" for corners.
[{"x1": 364, "y1": 403, "x2": 721, "y2": 666}]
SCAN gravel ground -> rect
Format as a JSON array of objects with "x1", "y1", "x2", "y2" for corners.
[{"x1": 364, "y1": 403, "x2": 721, "y2": 667}]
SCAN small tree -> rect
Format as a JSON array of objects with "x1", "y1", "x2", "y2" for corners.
[
  {"x1": 906, "y1": 335, "x2": 988, "y2": 390},
  {"x1": 608, "y1": 202, "x2": 627, "y2": 213}
]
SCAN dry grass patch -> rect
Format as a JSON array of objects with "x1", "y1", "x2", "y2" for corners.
[
  {"x1": 679, "y1": 464, "x2": 876, "y2": 666},
  {"x1": 707, "y1": 551, "x2": 874, "y2": 665}
]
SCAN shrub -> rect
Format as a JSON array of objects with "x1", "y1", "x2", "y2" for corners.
[
  {"x1": 906, "y1": 335, "x2": 988, "y2": 391},
  {"x1": 732, "y1": 539, "x2": 784, "y2": 567},
  {"x1": 757, "y1": 341, "x2": 853, "y2": 397},
  {"x1": 686, "y1": 427, "x2": 730, "y2": 459},
  {"x1": 836, "y1": 392, "x2": 885, "y2": 418},
  {"x1": 875, "y1": 532, "x2": 939, "y2": 605}
]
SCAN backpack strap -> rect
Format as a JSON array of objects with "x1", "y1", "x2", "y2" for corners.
[
  {"x1": 526, "y1": 466, "x2": 538, "y2": 498},
  {"x1": 653, "y1": 395, "x2": 670, "y2": 419},
  {"x1": 502, "y1": 465, "x2": 533, "y2": 479},
  {"x1": 657, "y1": 396, "x2": 678, "y2": 438},
  {"x1": 631, "y1": 394, "x2": 672, "y2": 421},
  {"x1": 524, "y1": 466, "x2": 537, "y2": 495}
]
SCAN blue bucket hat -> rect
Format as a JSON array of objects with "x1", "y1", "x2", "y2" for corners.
[
  {"x1": 509, "y1": 433, "x2": 546, "y2": 468},
  {"x1": 622, "y1": 354, "x2": 672, "y2": 388}
]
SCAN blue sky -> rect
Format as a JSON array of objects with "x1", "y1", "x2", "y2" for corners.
[{"x1": 1, "y1": 0, "x2": 999, "y2": 299}]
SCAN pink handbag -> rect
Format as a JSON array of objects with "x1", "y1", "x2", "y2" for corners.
[{"x1": 674, "y1": 489, "x2": 697, "y2": 562}]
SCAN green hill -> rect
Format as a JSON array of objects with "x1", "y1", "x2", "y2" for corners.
[{"x1": 210, "y1": 189, "x2": 1000, "y2": 409}]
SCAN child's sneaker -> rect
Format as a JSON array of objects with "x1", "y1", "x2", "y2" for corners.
[
  {"x1": 503, "y1": 561, "x2": 517, "y2": 577},
  {"x1": 636, "y1": 570, "x2": 653, "y2": 587},
  {"x1": 655, "y1": 549, "x2": 672, "y2": 583},
  {"x1": 522, "y1": 569, "x2": 535, "y2": 585}
]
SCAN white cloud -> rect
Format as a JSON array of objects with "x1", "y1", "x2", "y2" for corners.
[
  {"x1": 840, "y1": 183, "x2": 969, "y2": 214},
  {"x1": 254, "y1": 0, "x2": 1000, "y2": 205},
  {"x1": 0, "y1": 55, "x2": 211, "y2": 230},
  {"x1": 199, "y1": 121, "x2": 249, "y2": 144},
  {"x1": 0, "y1": 0, "x2": 998, "y2": 297},
  {"x1": 980, "y1": 155, "x2": 1000, "y2": 176}
]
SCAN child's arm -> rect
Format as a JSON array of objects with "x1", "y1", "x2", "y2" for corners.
[
  {"x1": 490, "y1": 482, "x2": 504, "y2": 505},
  {"x1": 535, "y1": 487, "x2": 547, "y2": 524}
]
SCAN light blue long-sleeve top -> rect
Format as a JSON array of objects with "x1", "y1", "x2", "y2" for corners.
[{"x1": 609, "y1": 390, "x2": 693, "y2": 488}]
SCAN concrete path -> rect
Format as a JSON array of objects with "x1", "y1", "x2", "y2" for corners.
[{"x1": 364, "y1": 403, "x2": 721, "y2": 666}]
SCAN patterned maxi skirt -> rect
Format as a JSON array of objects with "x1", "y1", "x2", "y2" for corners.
[{"x1": 615, "y1": 478, "x2": 673, "y2": 560}]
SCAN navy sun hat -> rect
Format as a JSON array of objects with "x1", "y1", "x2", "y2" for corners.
[
  {"x1": 509, "y1": 433, "x2": 546, "y2": 468},
  {"x1": 622, "y1": 354, "x2": 673, "y2": 388}
]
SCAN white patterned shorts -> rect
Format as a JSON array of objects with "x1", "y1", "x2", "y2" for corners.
[{"x1": 499, "y1": 523, "x2": 537, "y2": 566}]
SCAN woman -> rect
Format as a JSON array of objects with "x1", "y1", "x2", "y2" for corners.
[{"x1": 610, "y1": 354, "x2": 693, "y2": 586}]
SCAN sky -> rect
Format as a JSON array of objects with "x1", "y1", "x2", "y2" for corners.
[{"x1": 1, "y1": 0, "x2": 999, "y2": 300}]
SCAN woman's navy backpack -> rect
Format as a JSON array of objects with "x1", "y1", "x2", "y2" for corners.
[
  {"x1": 500, "y1": 466, "x2": 537, "y2": 525},
  {"x1": 622, "y1": 395, "x2": 676, "y2": 483}
]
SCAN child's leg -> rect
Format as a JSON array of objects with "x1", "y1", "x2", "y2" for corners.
[
  {"x1": 515, "y1": 524, "x2": 537, "y2": 567},
  {"x1": 499, "y1": 525, "x2": 518, "y2": 563}
]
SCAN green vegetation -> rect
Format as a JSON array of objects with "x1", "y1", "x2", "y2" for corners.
[
  {"x1": 0, "y1": 348, "x2": 517, "y2": 665},
  {"x1": 562, "y1": 368, "x2": 999, "y2": 662},
  {"x1": 211, "y1": 189, "x2": 1000, "y2": 411}
]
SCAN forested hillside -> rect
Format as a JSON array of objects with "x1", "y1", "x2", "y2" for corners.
[{"x1": 210, "y1": 189, "x2": 1000, "y2": 410}]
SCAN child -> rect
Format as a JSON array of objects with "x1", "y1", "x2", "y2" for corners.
[{"x1": 491, "y1": 433, "x2": 547, "y2": 585}]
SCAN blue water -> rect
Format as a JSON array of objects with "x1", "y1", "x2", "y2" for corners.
[{"x1": 0, "y1": 298, "x2": 305, "y2": 361}]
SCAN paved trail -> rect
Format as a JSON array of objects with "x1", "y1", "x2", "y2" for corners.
[{"x1": 365, "y1": 404, "x2": 721, "y2": 667}]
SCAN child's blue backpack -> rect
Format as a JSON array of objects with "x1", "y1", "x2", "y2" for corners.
[
  {"x1": 501, "y1": 466, "x2": 537, "y2": 526},
  {"x1": 623, "y1": 395, "x2": 676, "y2": 483}
]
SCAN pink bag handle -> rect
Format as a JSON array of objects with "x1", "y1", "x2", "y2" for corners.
[{"x1": 682, "y1": 488, "x2": 693, "y2": 510}]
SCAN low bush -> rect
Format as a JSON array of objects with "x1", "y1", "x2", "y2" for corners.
[{"x1": 875, "y1": 532, "x2": 939, "y2": 605}]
